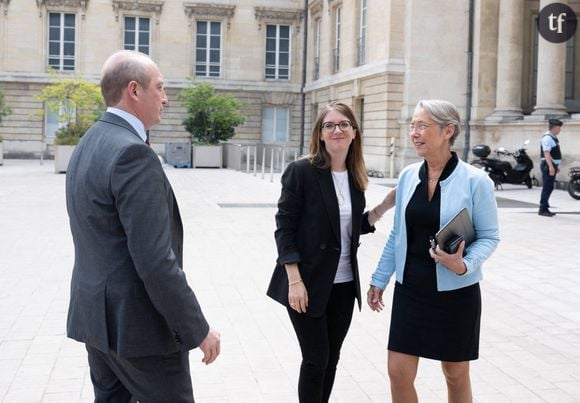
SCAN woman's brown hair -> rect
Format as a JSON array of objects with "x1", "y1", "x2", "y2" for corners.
[{"x1": 308, "y1": 102, "x2": 368, "y2": 191}]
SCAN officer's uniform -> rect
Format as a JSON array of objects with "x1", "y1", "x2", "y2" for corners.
[{"x1": 539, "y1": 119, "x2": 562, "y2": 216}]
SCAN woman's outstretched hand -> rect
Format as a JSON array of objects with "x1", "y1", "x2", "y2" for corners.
[
  {"x1": 369, "y1": 186, "x2": 397, "y2": 225},
  {"x1": 367, "y1": 285, "x2": 385, "y2": 312},
  {"x1": 382, "y1": 186, "x2": 397, "y2": 211}
]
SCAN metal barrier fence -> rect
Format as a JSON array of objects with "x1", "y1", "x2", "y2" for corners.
[
  {"x1": 224, "y1": 143, "x2": 299, "y2": 182},
  {"x1": 224, "y1": 137, "x2": 397, "y2": 181}
]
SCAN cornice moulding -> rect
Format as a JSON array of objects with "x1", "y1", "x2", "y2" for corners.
[
  {"x1": 112, "y1": 0, "x2": 164, "y2": 24},
  {"x1": 1, "y1": 0, "x2": 10, "y2": 16},
  {"x1": 309, "y1": 0, "x2": 322, "y2": 16},
  {"x1": 254, "y1": 6, "x2": 303, "y2": 31},
  {"x1": 183, "y1": 3, "x2": 236, "y2": 27},
  {"x1": 36, "y1": 0, "x2": 89, "y2": 18}
]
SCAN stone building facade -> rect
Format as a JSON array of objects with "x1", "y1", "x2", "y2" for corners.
[
  {"x1": 1, "y1": 0, "x2": 579, "y2": 176},
  {"x1": 305, "y1": 0, "x2": 580, "y2": 176},
  {"x1": 0, "y1": 0, "x2": 304, "y2": 158}
]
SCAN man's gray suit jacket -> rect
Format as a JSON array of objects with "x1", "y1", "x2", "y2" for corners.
[{"x1": 66, "y1": 112, "x2": 209, "y2": 358}]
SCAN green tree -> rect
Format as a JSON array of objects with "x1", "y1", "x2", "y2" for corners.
[
  {"x1": 178, "y1": 82, "x2": 245, "y2": 145},
  {"x1": 0, "y1": 87, "x2": 11, "y2": 142},
  {"x1": 36, "y1": 76, "x2": 104, "y2": 145}
]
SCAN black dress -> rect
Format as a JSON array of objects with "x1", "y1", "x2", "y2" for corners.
[{"x1": 388, "y1": 153, "x2": 481, "y2": 362}]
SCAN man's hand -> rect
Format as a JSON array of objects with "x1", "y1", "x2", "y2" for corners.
[{"x1": 199, "y1": 328, "x2": 221, "y2": 365}]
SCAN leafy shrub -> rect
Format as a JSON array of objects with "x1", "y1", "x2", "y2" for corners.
[
  {"x1": 37, "y1": 77, "x2": 104, "y2": 145},
  {"x1": 54, "y1": 122, "x2": 92, "y2": 145},
  {"x1": 178, "y1": 82, "x2": 245, "y2": 145}
]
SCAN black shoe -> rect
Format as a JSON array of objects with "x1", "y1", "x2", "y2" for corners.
[{"x1": 538, "y1": 210, "x2": 556, "y2": 217}]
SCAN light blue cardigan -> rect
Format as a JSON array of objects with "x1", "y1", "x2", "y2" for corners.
[{"x1": 371, "y1": 158, "x2": 500, "y2": 291}]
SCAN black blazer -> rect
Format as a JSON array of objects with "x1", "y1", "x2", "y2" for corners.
[
  {"x1": 267, "y1": 159, "x2": 374, "y2": 317},
  {"x1": 66, "y1": 113, "x2": 209, "y2": 358}
]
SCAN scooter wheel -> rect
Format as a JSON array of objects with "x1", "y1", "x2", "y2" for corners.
[
  {"x1": 525, "y1": 177, "x2": 533, "y2": 189},
  {"x1": 569, "y1": 177, "x2": 580, "y2": 200}
]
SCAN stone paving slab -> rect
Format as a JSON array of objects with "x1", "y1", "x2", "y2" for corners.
[{"x1": 0, "y1": 159, "x2": 579, "y2": 402}]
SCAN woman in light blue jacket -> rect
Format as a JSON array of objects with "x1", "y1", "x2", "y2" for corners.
[{"x1": 367, "y1": 100, "x2": 499, "y2": 403}]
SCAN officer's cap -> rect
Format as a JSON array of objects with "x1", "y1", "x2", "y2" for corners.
[{"x1": 548, "y1": 118, "x2": 563, "y2": 127}]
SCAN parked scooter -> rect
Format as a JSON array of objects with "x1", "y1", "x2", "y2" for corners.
[
  {"x1": 569, "y1": 167, "x2": 580, "y2": 200},
  {"x1": 471, "y1": 140, "x2": 538, "y2": 189}
]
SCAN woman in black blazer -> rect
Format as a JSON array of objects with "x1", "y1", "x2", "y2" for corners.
[{"x1": 267, "y1": 102, "x2": 395, "y2": 402}]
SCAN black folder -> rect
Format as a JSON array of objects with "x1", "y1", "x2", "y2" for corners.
[{"x1": 435, "y1": 208, "x2": 475, "y2": 254}]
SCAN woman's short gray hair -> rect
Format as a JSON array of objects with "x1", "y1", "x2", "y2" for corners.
[{"x1": 415, "y1": 100, "x2": 461, "y2": 146}]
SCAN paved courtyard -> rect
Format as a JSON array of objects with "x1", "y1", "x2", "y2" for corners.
[{"x1": 0, "y1": 159, "x2": 579, "y2": 402}]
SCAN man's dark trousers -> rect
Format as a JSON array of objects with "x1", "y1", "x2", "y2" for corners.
[
  {"x1": 540, "y1": 160, "x2": 557, "y2": 212},
  {"x1": 86, "y1": 345, "x2": 194, "y2": 403}
]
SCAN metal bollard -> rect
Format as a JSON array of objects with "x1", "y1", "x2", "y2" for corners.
[
  {"x1": 389, "y1": 137, "x2": 395, "y2": 179},
  {"x1": 281, "y1": 147, "x2": 286, "y2": 173},
  {"x1": 246, "y1": 145, "x2": 251, "y2": 173},
  {"x1": 269, "y1": 148, "x2": 275, "y2": 182},
  {"x1": 261, "y1": 145, "x2": 266, "y2": 179},
  {"x1": 253, "y1": 145, "x2": 258, "y2": 176}
]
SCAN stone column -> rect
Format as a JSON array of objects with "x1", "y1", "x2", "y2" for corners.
[
  {"x1": 488, "y1": 0, "x2": 524, "y2": 120},
  {"x1": 532, "y1": 0, "x2": 568, "y2": 117}
]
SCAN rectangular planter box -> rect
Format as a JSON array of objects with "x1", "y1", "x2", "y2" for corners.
[
  {"x1": 54, "y1": 145, "x2": 76, "y2": 173},
  {"x1": 192, "y1": 144, "x2": 222, "y2": 168}
]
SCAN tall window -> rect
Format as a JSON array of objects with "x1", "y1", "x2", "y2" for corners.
[
  {"x1": 265, "y1": 25, "x2": 290, "y2": 80},
  {"x1": 45, "y1": 102, "x2": 74, "y2": 138},
  {"x1": 262, "y1": 106, "x2": 289, "y2": 143},
  {"x1": 45, "y1": 109, "x2": 61, "y2": 138},
  {"x1": 528, "y1": 17, "x2": 579, "y2": 113},
  {"x1": 525, "y1": 15, "x2": 539, "y2": 113},
  {"x1": 358, "y1": 0, "x2": 367, "y2": 66},
  {"x1": 333, "y1": 7, "x2": 341, "y2": 73},
  {"x1": 565, "y1": 36, "x2": 575, "y2": 100},
  {"x1": 48, "y1": 12, "x2": 75, "y2": 71},
  {"x1": 314, "y1": 19, "x2": 321, "y2": 80},
  {"x1": 124, "y1": 17, "x2": 150, "y2": 55},
  {"x1": 196, "y1": 21, "x2": 221, "y2": 77}
]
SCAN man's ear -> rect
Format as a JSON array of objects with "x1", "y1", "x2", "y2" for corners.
[{"x1": 128, "y1": 81, "x2": 139, "y2": 97}]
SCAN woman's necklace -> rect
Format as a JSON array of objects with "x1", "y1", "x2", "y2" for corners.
[
  {"x1": 427, "y1": 154, "x2": 451, "y2": 184},
  {"x1": 332, "y1": 171, "x2": 348, "y2": 206}
]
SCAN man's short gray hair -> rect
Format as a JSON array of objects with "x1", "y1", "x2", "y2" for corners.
[{"x1": 100, "y1": 50, "x2": 155, "y2": 107}]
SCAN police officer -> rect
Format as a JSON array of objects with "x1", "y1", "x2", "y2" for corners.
[{"x1": 539, "y1": 118, "x2": 563, "y2": 217}]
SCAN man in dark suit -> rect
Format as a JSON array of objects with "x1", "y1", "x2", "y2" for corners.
[{"x1": 65, "y1": 50, "x2": 220, "y2": 402}]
